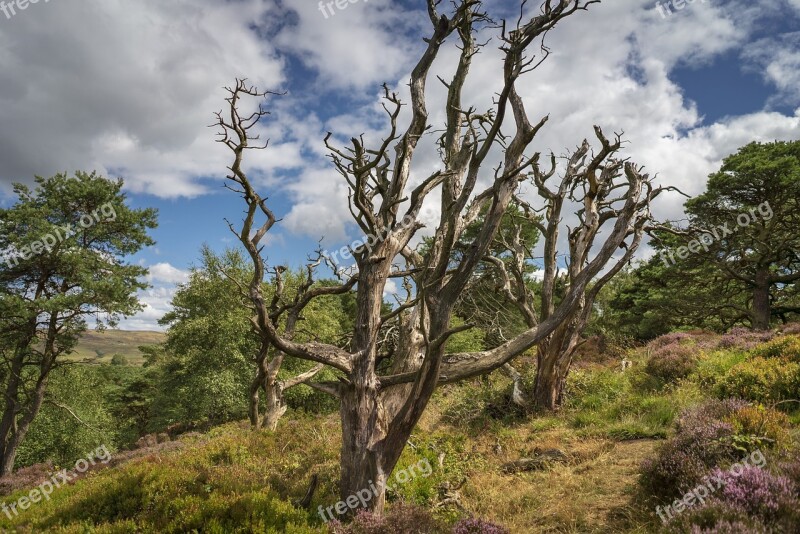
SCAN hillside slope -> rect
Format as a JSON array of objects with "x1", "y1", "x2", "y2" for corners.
[
  {"x1": 2, "y1": 328, "x2": 798, "y2": 533},
  {"x1": 63, "y1": 330, "x2": 165, "y2": 366}
]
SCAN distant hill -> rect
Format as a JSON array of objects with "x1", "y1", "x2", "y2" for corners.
[{"x1": 65, "y1": 330, "x2": 166, "y2": 366}]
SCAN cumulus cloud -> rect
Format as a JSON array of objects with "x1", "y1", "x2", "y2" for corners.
[
  {"x1": 0, "y1": 0, "x2": 287, "y2": 198},
  {"x1": 276, "y1": 0, "x2": 799, "y2": 243},
  {"x1": 3, "y1": 0, "x2": 800, "y2": 329},
  {"x1": 118, "y1": 286, "x2": 176, "y2": 332},
  {"x1": 147, "y1": 262, "x2": 191, "y2": 285},
  {"x1": 742, "y1": 32, "x2": 800, "y2": 109}
]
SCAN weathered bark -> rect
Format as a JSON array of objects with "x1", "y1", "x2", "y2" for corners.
[
  {"x1": 262, "y1": 369, "x2": 287, "y2": 432},
  {"x1": 532, "y1": 349, "x2": 572, "y2": 411},
  {"x1": 248, "y1": 356, "x2": 267, "y2": 430},
  {"x1": 752, "y1": 268, "x2": 771, "y2": 331},
  {"x1": 339, "y1": 385, "x2": 388, "y2": 513},
  {"x1": 217, "y1": 0, "x2": 669, "y2": 516},
  {"x1": 215, "y1": 81, "x2": 353, "y2": 432}
]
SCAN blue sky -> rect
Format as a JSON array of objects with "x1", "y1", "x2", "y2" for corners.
[{"x1": 1, "y1": 0, "x2": 798, "y2": 329}]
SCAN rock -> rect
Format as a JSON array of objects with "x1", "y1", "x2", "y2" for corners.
[
  {"x1": 135, "y1": 434, "x2": 158, "y2": 449},
  {"x1": 501, "y1": 448, "x2": 568, "y2": 473}
]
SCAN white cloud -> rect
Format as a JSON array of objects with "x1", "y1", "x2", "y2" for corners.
[
  {"x1": 118, "y1": 286, "x2": 176, "y2": 332},
  {"x1": 276, "y1": 0, "x2": 799, "y2": 245},
  {"x1": 742, "y1": 32, "x2": 800, "y2": 108},
  {"x1": 3, "y1": 0, "x2": 800, "y2": 330},
  {"x1": 0, "y1": 0, "x2": 286, "y2": 198},
  {"x1": 270, "y1": 0, "x2": 424, "y2": 91},
  {"x1": 147, "y1": 262, "x2": 190, "y2": 285}
]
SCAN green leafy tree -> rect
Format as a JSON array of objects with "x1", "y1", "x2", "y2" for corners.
[
  {"x1": 154, "y1": 246, "x2": 353, "y2": 431},
  {"x1": 0, "y1": 172, "x2": 156, "y2": 476},
  {"x1": 685, "y1": 141, "x2": 800, "y2": 329},
  {"x1": 17, "y1": 365, "x2": 120, "y2": 468},
  {"x1": 644, "y1": 141, "x2": 800, "y2": 332},
  {"x1": 153, "y1": 247, "x2": 256, "y2": 430},
  {"x1": 604, "y1": 238, "x2": 751, "y2": 340}
]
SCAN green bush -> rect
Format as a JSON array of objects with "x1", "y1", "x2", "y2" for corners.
[
  {"x1": 644, "y1": 344, "x2": 699, "y2": 384},
  {"x1": 111, "y1": 354, "x2": 129, "y2": 366},
  {"x1": 717, "y1": 357, "x2": 800, "y2": 404},
  {"x1": 692, "y1": 349, "x2": 748, "y2": 388},
  {"x1": 564, "y1": 369, "x2": 629, "y2": 409},
  {"x1": 725, "y1": 404, "x2": 792, "y2": 453},
  {"x1": 751, "y1": 335, "x2": 800, "y2": 362}
]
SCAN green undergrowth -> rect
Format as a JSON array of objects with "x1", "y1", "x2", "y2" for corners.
[{"x1": 1, "y1": 329, "x2": 798, "y2": 533}]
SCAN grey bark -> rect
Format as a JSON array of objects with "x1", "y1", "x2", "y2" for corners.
[{"x1": 216, "y1": 0, "x2": 670, "y2": 514}]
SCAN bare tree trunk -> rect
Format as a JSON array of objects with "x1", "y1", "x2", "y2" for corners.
[
  {"x1": 530, "y1": 307, "x2": 584, "y2": 411},
  {"x1": 339, "y1": 384, "x2": 389, "y2": 515},
  {"x1": 215, "y1": 1, "x2": 668, "y2": 518},
  {"x1": 532, "y1": 349, "x2": 571, "y2": 411},
  {"x1": 248, "y1": 361, "x2": 266, "y2": 430},
  {"x1": 262, "y1": 375, "x2": 287, "y2": 432},
  {"x1": 752, "y1": 268, "x2": 771, "y2": 331}
]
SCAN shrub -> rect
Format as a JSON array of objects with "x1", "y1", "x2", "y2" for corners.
[
  {"x1": 645, "y1": 344, "x2": 699, "y2": 384},
  {"x1": 724, "y1": 404, "x2": 791, "y2": 453},
  {"x1": 708, "y1": 466, "x2": 796, "y2": 522},
  {"x1": 329, "y1": 503, "x2": 447, "y2": 534},
  {"x1": 779, "y1": 322, "x2": 800, "y2": 335},
  {"x1": 640, "y1": 399, "x2": 746, "y2": 499},
  {"x1": 717, "y1": 357, "x2": 800, "y2": 403},
  {"x1": 452, "y1": 517, "x2": 509, "y2": 534},
  {"x1": 750, "y1": 335, "x2": 800, "y2": 362},
  {"x1": 672, "y1": 467, "x2": 799, "y2": 533},
  {"x1": 692, "y1": 350, "x2": 747, "y2": 389},
  {"x1": 717, "y1": 328, "x2": 774, "y2": 351},
  {"x1": 564, "y1": 368, "x2": 629, "y2": 409},
  {"x1": 777, "y1": 459, "x2": 800, "y2": 489},
  {"x1": 111, "y1": 354, "x2": 129, "y2": 366},
  {"x1": 650, "y1": 332, "x2": 694, "y2": 350},
  {"x1": 665, "y1": 503, "x2": 769, "y2": 533}
]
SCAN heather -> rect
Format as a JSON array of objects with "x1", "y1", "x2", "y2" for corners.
[
  {"x1": 669, "y1": 467, "x2": 800, "y2": 533},
  {"x1": 645, "y1": 343, "x2": 700, "y2": 384},
  {"x1": 0, "y1": 328, "x2": 798, "y2": 533},
  {"x1": 640, "y1": 399, "x2": 747, "y2": 499},
  {"x1": 716, "y1": 328, "x2": 775, "y2": 351}
]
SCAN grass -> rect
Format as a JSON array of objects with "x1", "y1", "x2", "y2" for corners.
[
  {"x1": 4, "y1": 328, "x2": 799, "y2": 532},
  {"x1": 0, "y1": 390, "x2": 667, "y2": 533},
  {"x1": 60, "y1": 330, "x2": 165, "y2": 366}
]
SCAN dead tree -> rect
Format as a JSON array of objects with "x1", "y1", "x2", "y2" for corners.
[
  {"x1": 217, "y1": 0, "x2": 663, "y2": 514},
  {"x1": 479, "y1": 129, "x2": 668, "y2": 411},
  {"x1": 213, "y1": 84, "x2": 356, "y2": 431}
]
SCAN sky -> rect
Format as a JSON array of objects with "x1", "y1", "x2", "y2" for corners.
[{"x1": 0, "y1": 0, "x2": 798, "y2": 331}]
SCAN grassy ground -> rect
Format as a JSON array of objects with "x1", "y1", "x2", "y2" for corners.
[
  {"x1": 2, "y1": 329, "x2": 797, "y2": 532},
  {"x1": 61, "y1": 330, "x2": 165, "y2": 366},
  {"x1": 0, "y1": 415, "x2": 663, "y2": 533},
  {"x1": 0, "y1": 359, "x2": 671, "y2": 533}
]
